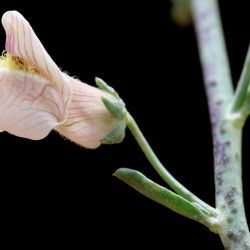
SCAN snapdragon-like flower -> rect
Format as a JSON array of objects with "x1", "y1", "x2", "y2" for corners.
[{"x1": 0, "y1": 11, "x2": 119, "y2": 148}]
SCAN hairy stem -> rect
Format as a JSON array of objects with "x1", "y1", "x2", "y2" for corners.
[{"x1": 191, "y1": 0, "x2": 250, "y2": 248}]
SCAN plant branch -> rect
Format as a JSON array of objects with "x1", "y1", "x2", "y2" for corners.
[
  {"x1": 191, "y1": 0, "x2": 250, "y2": 248},
  {"x1": 125, "y1": 112, "x2": 217, "y2": 215}
]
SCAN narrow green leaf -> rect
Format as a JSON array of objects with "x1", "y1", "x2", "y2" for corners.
[
  {"x1": 230, "y1": 44, "x2": 250, "y2": 121},
  {"x1": 114, "y1": 168, "x2": 210, "y2": 226}
]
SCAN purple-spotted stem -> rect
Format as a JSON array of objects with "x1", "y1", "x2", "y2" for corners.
[{"x1": 191, "y1": 0, "x2": 250, "y2": 248}]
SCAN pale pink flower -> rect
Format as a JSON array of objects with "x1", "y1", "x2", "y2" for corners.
[{"x1": 0, "y1": 11, "x2": 118, "y2": 148}]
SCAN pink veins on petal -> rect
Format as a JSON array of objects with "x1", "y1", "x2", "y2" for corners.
[{"x1": 0, "y1": 11, "x2": 118, "y2": 148}]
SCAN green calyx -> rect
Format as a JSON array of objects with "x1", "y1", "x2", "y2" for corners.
[
  {"x1": 101, "y1": 121, "x2": 126, "y2": 144},
  {"x1": 96, "y1": 77, "x2": 128, "y2": 145},
  {"x1": 95, "y1": 77, "x2": 119, "y2": 98}
]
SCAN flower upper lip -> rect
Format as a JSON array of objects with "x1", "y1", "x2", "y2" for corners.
[
  {"x1": 0, "y1": 11, "x2": 119, "y2": 148},
  {"x1": 1, "y1": 11, "x2": 72, "y2": 110}
]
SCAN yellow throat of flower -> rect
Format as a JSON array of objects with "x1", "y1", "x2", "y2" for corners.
[{"x1": 0, "y1": 51, "x2": 45, "y2": 77}]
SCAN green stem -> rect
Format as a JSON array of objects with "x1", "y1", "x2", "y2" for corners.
[
  {"x1": 191, "y1": 0, "x2": 250, "y2": 248},
  {"x1": 125, "y1": 112, "x2": 217, "y2": 215}
]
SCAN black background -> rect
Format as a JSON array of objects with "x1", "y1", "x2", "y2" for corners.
[{"x1": 0, "y1": 0, "x2": 250, "y2": 249}]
